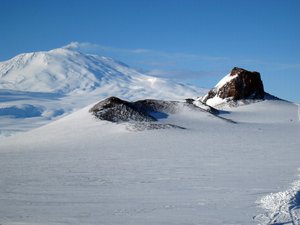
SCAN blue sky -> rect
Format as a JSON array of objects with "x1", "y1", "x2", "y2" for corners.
[{"x1": 1, "y1": 0, "x2": 299, "y2": 102}]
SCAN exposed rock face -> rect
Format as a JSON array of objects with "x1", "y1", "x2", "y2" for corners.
[
  {"x1": 202, "y1": 67, "x2": 265, "y2": 103},
  {"x1": 134, "y1": 99, "x2": 179, "y2": 114},
  {"x1": 89, "y1": 97, "x2": 183, "y2": 123},
  {"x1": 89, "y1": 97, "x2": 156, "y2": 122},
  {"x1": 89, "y1": 97, "x2": 187, "y2": 130}
]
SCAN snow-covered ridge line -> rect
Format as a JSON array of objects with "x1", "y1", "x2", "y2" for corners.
[{"x1": 215, "y1": 73, "x2": 237, "y2": 88}]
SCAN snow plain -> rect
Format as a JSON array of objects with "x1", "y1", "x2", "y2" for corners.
[{"x1": 0, "y1": 98, "x2": 299, "y2": 225}]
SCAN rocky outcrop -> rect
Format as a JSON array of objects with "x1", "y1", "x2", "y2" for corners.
[
  {"x1": 89, "y1": 97, "x2": 156, "y2": 122},
  {"x1": 89, "y1": 97, "x2": 186, "y2": 130},
  {"x1": 202, "y1": 67, "x2": 265, "y2": 103},
  {"x1": 89, "y1": 97, "x2": 183, "y2": 123},
  {"x1": 89, "y1": 96, "x2": 233, "y2": 130}
]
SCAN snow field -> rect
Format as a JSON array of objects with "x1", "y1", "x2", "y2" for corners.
[{"x1": 0, "y1": 100, "x2": 299, "y2": 225}]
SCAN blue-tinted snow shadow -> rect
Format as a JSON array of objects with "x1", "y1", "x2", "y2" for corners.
[
  {"x1": 290, "y1": 190, "x2": 300, "y2": 209},
  {"x1": 148, "y1": 111, "x2": 168, "y2": 120},
  {"x1": 0, "y1": 89, "x2": 65, "y2": 102},
  {"x1": 0, "y1": 90, "x2": 67, "y2": 118},
  {"x1": 217, "y1": 109, "x2": 231, "y2": 115},
  {"x1": 0, "y1": 104, "x2": 44, "y2": 118}
]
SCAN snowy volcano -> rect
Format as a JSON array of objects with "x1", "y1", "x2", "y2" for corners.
[
  {"x1": 0, "y1": 46, "x2": 204, "y2": 136},
  {"x1": 0, "y1": 47, "x2": 201, "y2": 97}
]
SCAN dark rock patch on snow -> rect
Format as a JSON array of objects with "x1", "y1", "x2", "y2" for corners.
[
  {"x1": 90, "y1": 97, "x2": 185, "y2": 130},
  {"x1": 89, "y1": 96, "x2": 156, "y2": 122},
  {"x1": 134, "y1": 99, "x2": 179, "y2": 115},
  {"x1": 90, "y1": 97, "x2": 184, "y2": 124}
]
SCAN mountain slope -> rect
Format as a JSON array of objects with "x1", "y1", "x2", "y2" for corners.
[{"x1": 0, "y1": 47, "x2": 202, "y2": 97}]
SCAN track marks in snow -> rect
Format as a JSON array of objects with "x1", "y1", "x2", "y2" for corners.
[{"x1": 255, "y1": 171, "x2": 300, "y2": 225}]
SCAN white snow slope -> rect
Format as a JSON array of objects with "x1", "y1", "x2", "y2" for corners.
[
  {"x1": 0, "y1": 46, "x2": 204, "y2": 136},
  {"x1": 0, "y1": 47, "x2": 200, "y2": 96},
  {"x1": 0, "y1": 99, "x2": 299, "y2": 225}
]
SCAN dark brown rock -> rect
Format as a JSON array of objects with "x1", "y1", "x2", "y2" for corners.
[{"x1": 203, "y1": 67, "x2": 265, "y2": 102}]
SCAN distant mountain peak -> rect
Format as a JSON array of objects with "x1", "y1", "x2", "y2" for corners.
[{"x1": 0, "y1": 46, "x2": 203, "y2": 99}]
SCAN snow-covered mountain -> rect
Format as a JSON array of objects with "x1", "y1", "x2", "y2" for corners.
[
  {"x1": 0, "y1": 47, "x2": 201, "y2": 97},
  {"x1": 0, "y1": 46, "x2": 205, "y2": 136}
]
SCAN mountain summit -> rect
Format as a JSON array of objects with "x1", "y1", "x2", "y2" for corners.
[{"x1": 0, "y1": 46, "x2": 201, "y2": 99}]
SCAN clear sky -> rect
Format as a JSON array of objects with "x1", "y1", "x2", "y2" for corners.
[{"x1": 1, "y1": 0, "x2": 299, "y2": 102}]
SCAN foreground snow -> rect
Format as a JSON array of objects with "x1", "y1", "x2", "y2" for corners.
[
  {"x1": 255, "y1": 178, "x2": 300, "y2": 224},
  {"x1": 0, "y1": 99, "x2": 299, "y2": 225}
]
